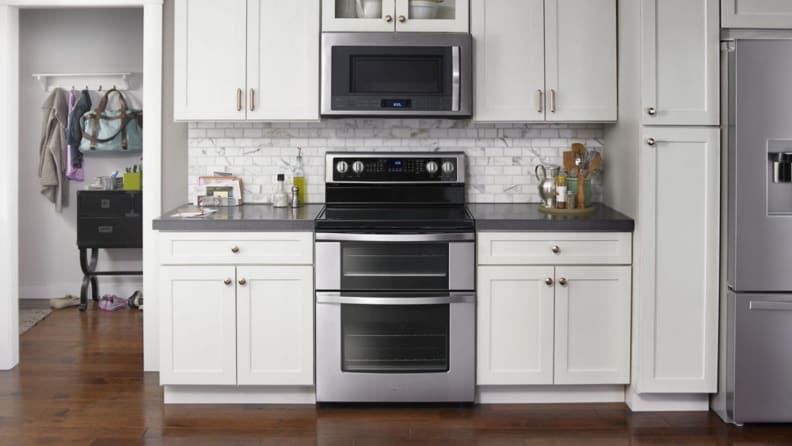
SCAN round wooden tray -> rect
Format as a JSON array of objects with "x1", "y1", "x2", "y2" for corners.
[{"x1": 538, "y1": 205, "x2": 597, "y2": 216}]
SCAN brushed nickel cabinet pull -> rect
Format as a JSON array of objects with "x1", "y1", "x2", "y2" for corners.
[
  {"x1": 224, "y1": 278, "x2": 232, "y2": 286},
  {"x1": 544, "y1": 277, "x2": 554, "y2": 286},
  {"x1": 537, "y1": 90, "x2": 544, "y2": 113},
  {"x1": 238, "y1": 278, "x2": 247, "y2": 286},
  {"x1": 647, "y1": 107, "x2": 656, "y2": 116},
  {"x1": 236, "y1": 88, "x2": 242, "y2": 112},
  {"x1": 249, "y1": 88, "x2": 255, "y2": 112},
  {"x1": 231, "y1": 246, "x2": 240, "y2": 254},
  {"x1": 558, "y1": 277, "x2": 568, "y2": 286},
  {"x1": 398, "y1": 15, "x2": 406, "y2": 22},
  {"x1": 551, "y1": 245, "x2": 561, "y2": 254},
  {"x1": 385, "y1": 15, "x2": 393, "y2": 22},
  {"x1": 550, "y1": 89, "x2": 557, "y2": 113}
]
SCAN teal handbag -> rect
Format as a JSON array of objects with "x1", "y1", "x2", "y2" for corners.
[{"x1": 79, "y1": 88, "x2": 142, "y2": 152}]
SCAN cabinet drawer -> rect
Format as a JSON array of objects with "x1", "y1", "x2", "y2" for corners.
[
  {"x1": 477, "y1": 232, "x2": 631, "y2": 265},
  {"x1": 78, "y1": 191, "x2": 139, "y2": 218},
  {"x1": 78, "y1": 217, "x2": 142, "y2": 248},
  {"x1": 159, "y1": 232, "x2": 313, "y2": 265}
]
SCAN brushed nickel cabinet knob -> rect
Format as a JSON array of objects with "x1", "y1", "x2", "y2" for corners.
[
  {"x1": 231, "y1": 246, "x2": 240, "y2": 254},
  {"x1": 647, "y1": 107, "x2": 656, "y2": 116},
  {"x1": 224, "y1": 278, "x2": 232, "y2": 286},
  {"x1": 398, "y1": 15, "x2": 406, "y2": 22},
  {"x1": 545, "y1": 277, "x2": 554, "y2": 286},
  {"x1": 558, "y1": 277, "x2": 568, "y2": 286},
  {"x1": 551, "y1": 245, "x2": 561, "y2": 254},
  {"x1": 385, "y1": 15, "x2": 393, "y2": 22},
  {"x1": 647, "y1": 137, "x2": 656, "y2": 146},
  {"x1": 238, "y1": 278, "x2": 247, "y2": 286}
]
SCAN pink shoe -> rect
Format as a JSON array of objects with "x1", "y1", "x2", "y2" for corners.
[{"x1": 98, "y1": 295, "x2": 128, "y2": 311}]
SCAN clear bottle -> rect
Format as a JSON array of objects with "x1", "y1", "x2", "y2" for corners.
[
  {"x1": 272, "y1": 174, "x2": 289, "y2": 208},
  {"x1": 292, "y1": 148, "x2": 306, "y2": 205}
]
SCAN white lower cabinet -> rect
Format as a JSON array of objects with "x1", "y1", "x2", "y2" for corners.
[
  {"x1": 236, "y1": 266, "x2": 313, "y2": 386},
  {"x1": 477, "y1": 232, "x2": 632, "y2": 387},
  {"x1": 554, "y1": 266, "x2": 631, "y2": 384},
  {"x1": 159, "y1": 232, "x2": 314, "y2": 387},
  {"x1": 159, "y1": 266, "x2": 238, "y2": 385},
  {"x1": 477, "y1": 266, "x2": 555, "y2": 385}
]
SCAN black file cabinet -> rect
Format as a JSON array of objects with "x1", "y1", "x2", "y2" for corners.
[{"x1": 76, "y1": 190, "x2": 142, "y2": 311}]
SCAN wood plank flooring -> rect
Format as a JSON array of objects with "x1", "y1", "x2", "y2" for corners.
[{"x1": 2, "y1": 306, "x2": 792, "y2": 445}]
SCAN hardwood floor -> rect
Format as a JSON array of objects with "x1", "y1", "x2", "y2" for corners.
[{"x1": 2, "y1": 308, "x2": 792, "y2": 446}]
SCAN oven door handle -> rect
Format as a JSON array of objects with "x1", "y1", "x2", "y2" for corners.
[
  {"x1": 316, "y1": 292, "x2": 475, "y2": 306},
  {"x1": 315, "y1": 233, "x2": 474, "y2": 242}
]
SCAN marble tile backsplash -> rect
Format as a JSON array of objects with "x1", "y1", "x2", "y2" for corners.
[{"x1": 187, "y1": 120, "x2": 605, "y2": 204}]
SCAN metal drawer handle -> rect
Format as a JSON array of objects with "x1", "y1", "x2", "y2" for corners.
[
  {"x1": 536, "y1": 89, "x2": 543, "y2": 113},
  {"x1": 558, "y1": 277, "x2": 568, "y2": 286},
  {"x1": 647, "y1": 107, "x2": 656, "y2": 116},
  {"x1": 550, "y1": 89, "x2": 557, "y2": 113},
  {"x1": 316, "y1": 292, "x2": 475, "y2": 306},
  {"x1": 551, "y1": 245, "x2": 561, "y2": 254},
  {"x1": 545, "y1": 277, "x2": 553, "y2": 286},
  {"x1": 249, "y1": 88, "x2": 255, "y2": 112},
  {"x1": 750, "y1": 301, "x2": 792, "y2": 311},
  {"x1": 224, "y1": 278, "x2": 232, "y2": 286},
  {"x1": 238, "y1": 278, "x2": 247, "y2": 286},
  {"x1": 385, "y1": 14, "x2": 393, "y2": 22},
  {"x1": 647, "y1": 137, "x2": 656, "y2": 146},
  {"x1": 236, "y1": 88, "x2": 242, "y2": 112},
  {"x1": 398, "y1": 15, "x2": 406, "y2": 22},
  {"x1": 231, "y1": 246, "x2": 240, "y2": 254}
]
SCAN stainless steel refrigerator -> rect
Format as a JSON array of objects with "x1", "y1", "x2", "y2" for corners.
[{"x1": 714, "y1": 39, "x2": 792, "y2": 425}]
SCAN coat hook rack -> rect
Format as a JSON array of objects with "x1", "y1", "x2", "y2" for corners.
[{"x1": 32, "y1": 72, "x2": 136, "y2": 92}]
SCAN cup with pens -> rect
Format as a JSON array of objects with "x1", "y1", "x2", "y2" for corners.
[{"x1": 123, "y1": 164, "x2": 142, "y2": 191}]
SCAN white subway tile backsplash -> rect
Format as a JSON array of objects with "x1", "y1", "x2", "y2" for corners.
[{"x1": 188, "y1": 120, "x2": 605, "y2": 204}]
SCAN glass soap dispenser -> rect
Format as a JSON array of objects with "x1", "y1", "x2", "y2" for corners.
[{"x1": 272, "y1": 174, "x2": 289, "y2": 208}]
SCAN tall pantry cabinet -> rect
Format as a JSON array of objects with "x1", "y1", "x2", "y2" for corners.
[{"x1": 606, "y1": 0, "x2": 720, "y2": 407}]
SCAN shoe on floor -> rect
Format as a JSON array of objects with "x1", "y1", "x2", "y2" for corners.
[
  {"x1": 127, "y1": 290, "x2": 143, "y2": 309},
  {"x1": 98, "y1": 295, "x2": 128, "y2": 312},
  {"x1": 49, "y1": 295, "x2": 81, "y2": 310}
]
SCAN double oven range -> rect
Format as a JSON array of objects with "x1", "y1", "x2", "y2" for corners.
[{"x1": 315, "y1": 152, "x2": 475, "y2": 403}]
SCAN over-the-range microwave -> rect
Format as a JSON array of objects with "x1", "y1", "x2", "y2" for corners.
[{"x1": 321, "y1": 32, "x2": 472, "y2": 117}]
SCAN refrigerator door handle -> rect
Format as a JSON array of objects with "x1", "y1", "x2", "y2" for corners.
[{"x1": 749, "y1": 300, "x2": 792, "y2": 312}]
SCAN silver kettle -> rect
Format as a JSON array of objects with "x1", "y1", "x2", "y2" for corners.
[{"x1": 535, "y1": 164, "x2": 560, "y2": 208}]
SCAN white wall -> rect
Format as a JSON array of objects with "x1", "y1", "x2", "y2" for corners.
[
  {"x1": 18, "y1": 8, "x2": 144, "y2": 300},
  {"x1": 161, "y1": 0, "x2": 188, "y2": 211}
]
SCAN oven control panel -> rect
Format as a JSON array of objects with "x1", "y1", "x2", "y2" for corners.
[{"x1": 327, "y1": 153, "x2": 465, "y2": 183}]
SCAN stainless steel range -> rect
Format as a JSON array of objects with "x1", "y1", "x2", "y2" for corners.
[{"x1": 314, "y1": 152, "x2": 475, "y2": 403}]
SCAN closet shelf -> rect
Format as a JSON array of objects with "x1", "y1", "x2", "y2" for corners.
[{"x1": 32, "y1": 72, "x2": 138, "y2": 92}]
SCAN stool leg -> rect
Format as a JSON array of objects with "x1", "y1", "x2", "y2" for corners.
[
  {"x1": 79, "y1": 248, "x2": 90, "y2": 312},
  {"x1": 89, "y1": 249, "x2": 99, "y2": 302}
]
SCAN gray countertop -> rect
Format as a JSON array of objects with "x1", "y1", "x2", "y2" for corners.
[
  {"x1": 154, "y1": 203, "x2": 633, "y2": 232},
  {"x1": 153, "y1": 204, "x2": 325, "y2": 231},
  {"x1": 467, "y1": 203, "x2": 634, "y2": 232}
]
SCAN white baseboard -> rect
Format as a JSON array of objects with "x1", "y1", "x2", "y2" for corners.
[
  {"x1": 477, "y1": 385, "x2": 626, "y2": 404},
  {"x1": 163, "y1": 385, "x2": 316, "y2": 404},
  {"x1": 625, "y1": 387, "x2": 710, "y2": 411},
  {"x1": 19, "y1": 277, "x2": 143, "y2": 300}
]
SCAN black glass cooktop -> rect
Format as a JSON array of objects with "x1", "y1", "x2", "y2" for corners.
[{"x1": 315, "y1": 206, "x2": 474, "y2": 232}]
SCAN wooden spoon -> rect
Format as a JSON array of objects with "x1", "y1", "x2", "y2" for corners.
[
  {"x1": 563, "y1": 151, "x2": 575, "y2": 173},
  {"x1": 571, "y1": 143, "x2": 587, "y2": 159}
]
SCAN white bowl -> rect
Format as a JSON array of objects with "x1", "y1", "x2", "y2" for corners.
[{"x1": 409, "y1": 1, "x2": 440, "y2": 19}]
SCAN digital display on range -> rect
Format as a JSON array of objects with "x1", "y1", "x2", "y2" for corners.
[{"x1": 389, "y1": 160, "x2": 403, "y2": 169}]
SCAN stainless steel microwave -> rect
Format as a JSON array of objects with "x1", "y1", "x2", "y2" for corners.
[{"x1": 321, "y1": 32, "x2": 472, "y2": 117}]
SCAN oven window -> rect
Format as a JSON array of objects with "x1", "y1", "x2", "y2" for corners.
[
  {"x1": 350, "y1": 55, "x2": 443, "y2": 94},
  {"x1": 341, "y1": 304, "x2": 449, "y2": 373},
  {"x1": 341, "y1": 243, "x2": 449, "y2": 291}
]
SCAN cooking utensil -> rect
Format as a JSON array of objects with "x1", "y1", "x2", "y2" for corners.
[
  {"x1": 563, "y1": 151, "x2": 575, "y2": 173},
  {"x1": 588, "y1": 152, "x2": 602, "y2": 177}
]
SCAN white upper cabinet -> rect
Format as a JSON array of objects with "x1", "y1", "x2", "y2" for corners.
[
  {"x1": 545, "y1": 0, "x2": 617, "y2": 122},
  {"x1": 322, "y1": 0, "x2": 469, "y2": 32},
  {"x1": 637, "y1": 127, "x2": 720, "y2": 393},
  {"x1": 473, "y1": 0, "x2": 616, "y2": 122},
  {"x1": 554, "y1": 266, "x2": 631, "y2": 385},
  {"x1": 236, "y1": 266, "x2": 314, "y2": 386},
  {"x1": 722, "y1": 0, "x2": 792, "y2": 29},
  {"x1": 247, "y1": 1, "x2": 319, "y2": 120},
  {"x1": 477, "y1": 266, "x2": 556, "y2": 385},
  {"x1": 174, "y1": 0, "x2": 319, "y2": 121},
  {"x1": 174, "y1": 0, "x2": 247, "y2": 120},
  {"x1": 641, "y1": 0, "x2": 719, "y2": 126},
  {"x1": 472, "y1": 0, "x2": 545, "y2": 122}
]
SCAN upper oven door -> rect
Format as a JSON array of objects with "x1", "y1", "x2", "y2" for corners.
[
  {"x1": 315, "y1": 233, "x2": 475, "y2": 292},
  {"x1": 321, "y1": 33, "x2": 472, "y2": 117}
]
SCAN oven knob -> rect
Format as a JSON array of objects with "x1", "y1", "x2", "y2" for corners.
[
  {"x1": 441, "y1": 161, "x2": 455, "y2": 174},
  {"x1": 426, "y1": 161, "x2": 439, "y2": 175},
  {"x1": 336, "y1": 161, "x2": 349, "y2": 174},
  {"x1": 352, "y1": 161, "x2": 365, "y2": 174}
]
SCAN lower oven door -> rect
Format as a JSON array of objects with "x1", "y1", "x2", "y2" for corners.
[{"x1": 316, "y1": 292, "x2": 475, "y2": 403}]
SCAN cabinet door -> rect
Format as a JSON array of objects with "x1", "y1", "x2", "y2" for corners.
[
  {"x1": 247, "y1": 0, "x2": 319, "y2": 121},
  {"x1": 637, "y1": 127, "x2": 719, "y2": 393},
  {"x1": 477, "y1": 266, "x2": 555, "y2": 385},
  {"x1": 322, "y1": 0, "x2": 396, "y2": 32},
  {"x1": 641, "y1": 0, "x2": 719, "y2": 125},
  {"x1": 472, "y1": 0, "x2": 545, "y2": 122},
  {"x1": 722, "y1": 0, "x2": 792, "y2": 29},
  {"x1": 545, "y1": 0, "x2": 617, "y2": 122},
  {"x1": 236, "y1": 266, "x2": 314, "y2": 385},
  {"x1": 554, "y1": 266, "x2": 631, "y2": 384},
  {"x1": 159, "y1": 266, "x2": 237, "y2": 385},
  {"x1": 174, "y1": 0, "x2": 247, "y2": 120},
  {"x1": 395, "y1": 0, "x2": 470, "y2": 32}
]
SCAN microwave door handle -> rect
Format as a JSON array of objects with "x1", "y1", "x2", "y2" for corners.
[{"x1": 451, "y1": 46, "x2": 461, "y2": 112}]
